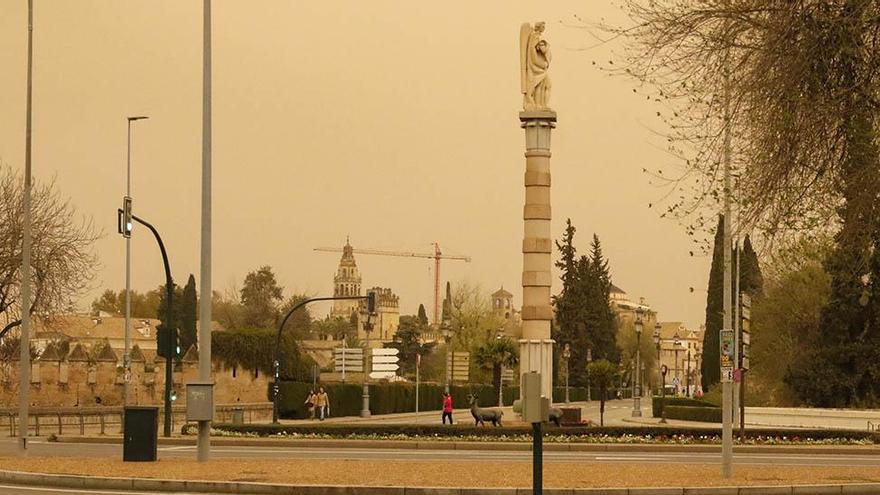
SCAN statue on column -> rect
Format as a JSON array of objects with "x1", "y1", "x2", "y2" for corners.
[{"x1": 520, "y1": 22, "x2": 552, "y2": 111}]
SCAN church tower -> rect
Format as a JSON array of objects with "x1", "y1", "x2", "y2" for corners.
[{"x1": 331, "y1": 238, "x2": 362, "y2": 319}]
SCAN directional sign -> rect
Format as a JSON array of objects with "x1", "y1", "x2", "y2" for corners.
[
  {"x1": 372, "y1": 348, "x2": 400, "y2": 356},
  {"x1": 370, "y1": 371, "x2": 396, "y2": 380},
  {"x1": 371, "y1": 363, "x2": 399, "y2": 372},
  {"x1": 334, "y1": 347, "x2": 364, "y2": 373},
  {"x1": 372, "y1": 355, "x2": 399, "y2": 364}
]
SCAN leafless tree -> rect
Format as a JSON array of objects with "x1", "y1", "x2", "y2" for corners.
[
  {"x1": 0, "y1": 164, "x2": 100, "y2": 338},
  {"x1": 595, "y1": 1, "x2": 880, "y2": 248}
]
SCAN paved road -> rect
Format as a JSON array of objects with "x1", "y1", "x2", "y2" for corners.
[
  {"x1": 1, "y1": 439, "x2": 877, "y2": 467},
  {"x1": 0, "y1": 486, "x2": 218, "y2": 495}
]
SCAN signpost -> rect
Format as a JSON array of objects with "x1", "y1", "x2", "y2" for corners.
[
  {"x1": 368, "y1": 348, "x2": 399, "y2": 380},
  {"x1": 720, "y1": 329, "x2": 735, "y2": 383},
  {"x1": 447, "y1": 351, "x2": 470, "y2": 383},
  {"x1": 739, "y1": 293, "x2": 752, "y2": 437},
  {"x1": 334, "y1": 347, "x2": 364, "y2": 379}
]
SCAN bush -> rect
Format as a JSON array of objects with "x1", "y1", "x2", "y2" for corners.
[
  {"x1": 276, "y1": 382, "x2": 520, "y2": 419},
  {"x1": 663, "y1": 405, "x2": 723, "y2": 423},
  {"x1": 652, "y1": 396, "x2": 718, "y2": 417}
]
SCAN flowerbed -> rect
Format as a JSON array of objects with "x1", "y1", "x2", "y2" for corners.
[{"x1": 183, "y1": 423, "x2": 880, "y2": 446}]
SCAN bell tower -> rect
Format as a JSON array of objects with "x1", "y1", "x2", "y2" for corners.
[{"x1": 331, "y1": 237, "x2": 362, "y2": 319}]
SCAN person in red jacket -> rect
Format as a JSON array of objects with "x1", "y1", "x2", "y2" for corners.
[{"x1": 442, "y1": 392, "x2": 454, "y2": 424}]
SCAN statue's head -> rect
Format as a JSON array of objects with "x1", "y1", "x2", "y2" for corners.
[
  {"x1": 537, "y1": 39, "x2": 549, "y2": 53},
  {"x1": 535, "y1": 22, "x2": 546, "y2": 33}
]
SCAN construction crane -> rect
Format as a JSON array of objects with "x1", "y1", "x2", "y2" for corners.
[{"x1": 314, "y1": 242, "x2": 471, "y2": 327}]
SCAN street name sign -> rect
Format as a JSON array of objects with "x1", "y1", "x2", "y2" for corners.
[
  {"x1": 372, "y1": 363, "x2": 399, "y2": 372},
  {"x1": 372, "y1": 348, "x2": 400, "y2": 356}
]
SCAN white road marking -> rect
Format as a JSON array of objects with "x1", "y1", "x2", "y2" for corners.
[{"x1": 0, "y1": 484, "x2": 204, "y2": 495}]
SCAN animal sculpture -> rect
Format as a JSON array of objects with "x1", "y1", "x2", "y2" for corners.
[{"x1": 467, "y1": 395, "x2": 504, "y2": 427}]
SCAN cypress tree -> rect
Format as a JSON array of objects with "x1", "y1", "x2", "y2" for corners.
[
  {"x1": 180, "y1": 274, "x2": 198, "y2": 353},
  {"x1": 740, "y1": 236, "x2": 764, "y2": 297},
  {"x1": 701, "y1": 214, "x2": 724, "y2": 393},
  {"x1": 417, "y1": 304, "x2": 429, "y2": 327},
  {"x1": 587, "y1": 234, "x2": 619, "y2": 364}
]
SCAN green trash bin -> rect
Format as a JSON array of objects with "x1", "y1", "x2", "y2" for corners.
[{"x1": 123, "y1": 406, "x2": 158, "y2": 462}]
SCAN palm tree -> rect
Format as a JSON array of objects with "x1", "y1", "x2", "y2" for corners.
[
  {"x1": 475, "y1": 337, "x2": 519, "y2": 406},
  {"x1": 587, "y1": 359, "x2": 619, "y2": 426}
]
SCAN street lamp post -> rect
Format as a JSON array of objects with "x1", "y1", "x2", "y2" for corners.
[
  {"x1": 562, "y1": 343, "x2": 571, "y2": 404},
  {"x1": 632, "y1": 311, "x2": 643, "y2": 417},
  {"x1": 673, "y1": 334, "x2": 681, "y2": 395},
  {"x1": 686, "y1": 347, "x2": 692, "y2": 397},
  {"x1": 653, "y1": 323, "x2": 661, "y2": 397},
  {"x1": 442, "y1": 318, "x2": 452, "y2": 394},
  {"x1": 123, "y1": 115, "x2": 148, "y2": 407},
  {"x1": 586, "y1": 347, "x2": 593, "y2": 402}
]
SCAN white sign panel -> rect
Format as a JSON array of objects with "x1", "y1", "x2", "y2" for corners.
[
  {"x1": 372, "y1": 348, "x2": 400, "y2": 356},
  {"x1": 370, "y1": 371, "x2": 396, "y2": 379},
  {"x1": 372, "y1": 355, "x2": 399, "y2": 364},
  {"x1": 371, "y1": 363, "x2": 399, "y2": 372}
]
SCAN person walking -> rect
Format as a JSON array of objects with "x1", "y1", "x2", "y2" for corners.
[
  {"x1": 304, "y1": 390, "x2": 316, "y2": 420},
  {"x1": 316, "y1": 387, "x2": 329, "y2": 421},
  {"x1": 442, "y1": 392, "x2": 454, "y2": 425}
]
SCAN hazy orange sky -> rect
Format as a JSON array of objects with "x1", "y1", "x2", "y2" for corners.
[{"x1": 0, "y1": 1, "x2": 709, "y2": 328}]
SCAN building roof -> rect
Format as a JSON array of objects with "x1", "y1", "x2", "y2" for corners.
[
  {"x1": 657, "y1": 321, "x2": 703, "y2": 341},
  {"x1": 610, "y1": 284, "x2": 626, "y2": 294},
  {"x1": 492, "y1": 287, "x2": 513, "y2": 298}
]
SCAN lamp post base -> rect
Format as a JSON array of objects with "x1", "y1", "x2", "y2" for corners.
[{"x1": 360, "y1": 382, "x2": 371, "y2": 418}]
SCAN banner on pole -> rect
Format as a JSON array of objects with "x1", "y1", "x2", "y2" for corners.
[{"x1": 720, "y1": 328, "x2": 735, "y2": 382}]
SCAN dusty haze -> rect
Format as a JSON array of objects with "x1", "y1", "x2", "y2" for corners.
[{"x1": 0, "y1": 1, "x2": 708, "y2": 328}]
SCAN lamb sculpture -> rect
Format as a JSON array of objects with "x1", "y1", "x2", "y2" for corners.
[{"x1": 467, "y1": 395, "x2": 504, "y2": 427}]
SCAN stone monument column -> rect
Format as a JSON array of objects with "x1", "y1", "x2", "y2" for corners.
[
  {"x1": 519, "y1": 111, "x2": 556, "y2": 397},
  {"x1": 518, "y1": 22, "x2": 555, "y2": 397}
]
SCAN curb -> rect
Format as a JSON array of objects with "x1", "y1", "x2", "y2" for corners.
[
  {"x1": 1, "y1": 469, "x2": 879, "y2": 495},
  {"x1": 53, "y1": 436, "x2": 880, "y2": 456}
]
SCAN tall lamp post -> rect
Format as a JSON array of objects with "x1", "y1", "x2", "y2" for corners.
[
  {"x1": 441, "y1": 317, "x2": 452, "y2": 393},
  {"x1": 123, "y1": 115, "x2": 148, "y2": 407},
  {"x1": 653, "y1": 323, "x2": 662, "y2": 397},
  {"x1": 673, "y1": 334, "x2": 681, "y2": 394},
  {"x1": 632, "y1": 311, "x2": 643, "y2": 417},
  {"x1": 586, "y1": 347, "x2": 593, "y2": 402},
  {"x1": 562, "y1": 343, "x2": 571, "y2": 404},
  {"x1": 686, "y1": 346, "x2": 692, "y2": 397}
]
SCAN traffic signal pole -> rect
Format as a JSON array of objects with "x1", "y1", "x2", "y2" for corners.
[
  {"x1": 272, "y1": 292, "x2": 376, "y2": 423},
  {"x1": 122, "y1": 211, "x2": 175, "y2": 436}
]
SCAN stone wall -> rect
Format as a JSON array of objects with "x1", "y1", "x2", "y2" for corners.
[{"x1": 0, "y1": 344, "x2": 271, "y2": 408}]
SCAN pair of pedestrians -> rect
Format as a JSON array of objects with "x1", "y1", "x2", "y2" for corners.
[{"x1": 305, "y1": 387, "x2": 330, "y2": 420}]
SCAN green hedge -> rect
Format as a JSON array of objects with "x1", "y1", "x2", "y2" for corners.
[
  {"x1": 276, "y1": 382, "x2": 520, "y2": 419},
  {"x1": 202, "y1": 423, "x2": 880, "y2": 443},
  {"x1": 652, "y1": 396, "x2": 718, "y2": 417},
  {"x1": 663, "y1": 405, "x2": 723, "y2": 423}
]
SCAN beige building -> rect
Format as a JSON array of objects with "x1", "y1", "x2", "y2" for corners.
[
  {"x1": 492, "y1": 286, "x2": 522, "y2": 339},
  {"x1": 362, "y1": 286, "x2": 400, "y2": 343},
  {"x1": 655, "y1": 321, "x2": 704, "y2": 395}
]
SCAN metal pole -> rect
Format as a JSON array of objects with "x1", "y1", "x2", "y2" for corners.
[
  {"x1": 124, "y1": 120, "x2": 131, "y2": 407},
  {"x1": 733, "y1": 239, "x2": 741, "y2": 425},
  {"x1": 415, "y1": 355, "x2": 419, "y2": 414},
  {"x1": 129, "y1": 215, "x2": 173, "y2": 437},
  {"x1": 721, "y1": 42, "x2": 734, "y2": 478},
  {"x1": 532, "y1": 421, "x2": 543, "y2": 495},
  {"x1": 564, "y1": 361, "x2": 569, "y2": 404},
  {"x1": 197, "y1": 0, "x2": 212, "y2": 463},
  {"x1": 686, "y1": 350, "x2": 691, "y2": 397},
  {"x1": 633, "y1": 330, "x2": 642, "y2": 417},
  {"x1": 18, "y1": 0, "x2": 34, "y2": 455}
]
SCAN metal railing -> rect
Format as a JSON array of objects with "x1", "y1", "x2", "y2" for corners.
[{"x1": 1, "y1": 402, "x2": 272, "y2": 437}]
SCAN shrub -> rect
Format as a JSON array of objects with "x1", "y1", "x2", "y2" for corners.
[
  {"x1": 652, "y1": 396, "x2": 718, "y2": 417},
  {"x1": 663, "y1": 405, "x2": 723, "y2": 423}
]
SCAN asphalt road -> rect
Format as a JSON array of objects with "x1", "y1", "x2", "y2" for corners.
[
  {"x1": 1, "y1": 439, "x2": 877, "y2": 467},
  {"x1": 0, "y1": 486, "x2": 219, "y2": 495}
]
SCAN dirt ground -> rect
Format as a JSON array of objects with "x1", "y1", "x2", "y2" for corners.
[{"x1": 2, "y1": 457, "x2": 880, "y2": 488}]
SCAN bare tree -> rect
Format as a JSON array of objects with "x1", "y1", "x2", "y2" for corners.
[
  {"x1": 596, "y1": 1, "x2": 880, "y2": 244},
  {"x1": 0, "y1": 165, "x2": 99, "y2": 338}
]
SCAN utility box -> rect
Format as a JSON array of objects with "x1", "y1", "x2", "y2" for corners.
[
  {"x1": 123, "y1": 406, "x2": 158, "y2": 462},
  {"x1": 186, "y1": 381, "x2": 215, "y2": 422},
  {"x1": 521, "y1": 372, "x2": 549, "y2": 424}
]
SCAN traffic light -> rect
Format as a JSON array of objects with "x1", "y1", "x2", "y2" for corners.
[
  {"x1": 156, "y1": 324, "x2": 178, "y2": 359},
  {"x1": 120, "y1": 196, "x2": 133, "y2": 238}
]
